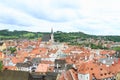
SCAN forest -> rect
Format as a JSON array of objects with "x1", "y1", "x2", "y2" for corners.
[{"x1": 0, "y1": 29, "x2": 120, "y2": 43}]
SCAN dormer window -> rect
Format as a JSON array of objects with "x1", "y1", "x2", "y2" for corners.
[
  {"x1": 91, "y1": 68, "x2": 93, "y2": 70},
  {"x1": 100, "y1": 74, "x2": 103, "y2": 76},
  {"x1": 100, "y1": 68, "x2": 103, "y2": 70},
  {"x1": 104, "y1": 73, "x2": 107, "y2": 75},
  {"x1": 108, "y1": 72, "x2": 111, "y2": 75}
]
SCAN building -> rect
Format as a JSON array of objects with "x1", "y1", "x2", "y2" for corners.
[
  {"x1": 41, "y1": 28, "x2": 54, "y2": 44},
  {"x1": 0, "y1": 52, "x2": 4, "y2": 60},
  {"x1": 0, "y1": 70, "x2": 33, "y2": 80},
  {"x1": 0, "y1": 41, "x2": 7, "y2": 51}
]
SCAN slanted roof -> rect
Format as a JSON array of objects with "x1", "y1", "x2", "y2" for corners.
[
  {"x1": 31, "y1": 58, "x2": 41, "y2": 64},
  {"x1": 0, "y1": 70, "x2": 33, "y2": 80},
  {"x1": 55, "y1": 59, "x2": 66, "y2": 64},
  {"x1": 78, "y1": 61, "x2": 114, "y2": 80},
  {"x1": 11, "y1": 57, "x2": 25, "y2": 64},
  {"x1": 98, "y1": 57, "x2": 118, "y2": 66},
  {"x1": 42, "y1": 34, "x2": 51, "y2": 42},
  {"x1": 35, "y1": 64, "x2": 49, "y2": 73},
  {"x1": 59, "y1": 69, "x2": 77, "y2": 80},
  {"x1": 16, "y1": 61, "x2": 33, "y2": 68}
]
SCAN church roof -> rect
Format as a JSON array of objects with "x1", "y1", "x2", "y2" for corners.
[{"x1": 42, "y1": 34, "x2": 51, "y2": 42}]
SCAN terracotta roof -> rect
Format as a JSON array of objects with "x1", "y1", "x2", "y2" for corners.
[
  {"x1": 4, "y1": 66, "x2": 17, "y2": 70},
  {"x1": 35, "y1": 63, "x2": 49, "y2": 73},
  {"x1": 100, "y1": 50, "x2": 115, "y2": 55},
  {"x1": 49, "y1": 49, "x2": 58, "y2": 54},
  {"x1": 48, "y1": 66, "x2": 54, "y2": 72},
  {"x1": 16, "y1": 51, "x2": 29, "y2": 58},
  {"x1": 11, "y1": 57, "x2": 25, "y2": 64},
  {"x1": 69, "y1": 69, "x2": 78, "y2": 80},
  {"x1": 109, "y1": 63, "x2": 120, "y2": 75},
  {"x1": 62, "y1": 49, "x2": 71, "y2": 54},
  {"x1": 78, "y1": 60, "x2": 114, "y2": 80},
  {"x1": 30, "y1": 48, "x2": 47, "y2": 55},
  {"x1": 0, "y1": 52, "x2": 4, "y2": 59},
  {"x1": 59, "y1": 69, "x2": 78, "y2": 80},
  {"x1": 41, "y1": 61, "x2": 54, "y2": 64}
]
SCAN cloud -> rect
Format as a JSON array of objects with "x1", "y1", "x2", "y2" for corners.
[{"x1": 0, "y1": 0, "x2": 120, "y2": 35}]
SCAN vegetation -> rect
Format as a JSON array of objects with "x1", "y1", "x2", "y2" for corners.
[
  {"x1": 0, "y1": 61, "x2": 3, "y2": 71},
  {"x1": 9, "y1": 47, "x2": 17, "y2": 54},
  {"x1": 0, "y1": 29, "x2": 120, "y2": 42},
  {"x1": 112, "y1": 47, "x2": 120, "y2": 51},
  {"x1": 0, "y1": 29, "x2": 120, "y2": 49},
  {"x1": 0, "y1": 29, "x2": 43, "y2": 40}
]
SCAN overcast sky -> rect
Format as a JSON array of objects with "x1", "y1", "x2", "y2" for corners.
[{"x1": 0, "y1": 0, "x2": 120, "y2": 35}]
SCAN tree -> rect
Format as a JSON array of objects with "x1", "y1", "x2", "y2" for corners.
[
  {"x1": 113, "y1": 47, "x2": 120, "y2": 51},
  {"x1": 0, "y1": 61, "x2": 3, "y2": 71},
  {"x1": 9, "y1": 47, "x2": 16, "y2": 54}
]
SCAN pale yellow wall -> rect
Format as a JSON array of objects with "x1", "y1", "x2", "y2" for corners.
[
  {"x1": 0, "y1": 43, "x2": 7, "y2": 51},
  {"x1": 116, "y1": 73, "x2": 120, "y2": 80}
]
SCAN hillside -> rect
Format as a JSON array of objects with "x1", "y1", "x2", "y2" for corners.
[{"x1": 0, "y1": 29, "x2": 120, "y2": 43}]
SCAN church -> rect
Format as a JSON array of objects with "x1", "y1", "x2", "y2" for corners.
[{"x1": 41, "y1": 28, "x2": 54, "y2": 44}]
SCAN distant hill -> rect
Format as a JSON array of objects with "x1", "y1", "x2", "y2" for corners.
[
  {"x1": 0, "y1": 29, "x2": 120, "y2": 42},
  {"x1": 54, "y1": 31, "x2": 120, "y2": 42}
]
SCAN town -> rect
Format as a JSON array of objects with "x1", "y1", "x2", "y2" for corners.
[{"x1": 0, "y1": 29, "x2": 120, "y2": 80}]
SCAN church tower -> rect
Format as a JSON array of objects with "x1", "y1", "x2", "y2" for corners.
[{"x1": 51, "y1": 28, "x2": 54, "y2": 43}]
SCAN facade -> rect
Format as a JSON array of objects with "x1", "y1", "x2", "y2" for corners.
[
  {"x1": 0, "y1": 52, "x2": 4, "y2": 60},
  {"x1": 54, "y1": 59, "x2": 66, "y2": 73},
  {"x1": 78, "y1": 73, "x2": 90, "y2": 80},
  {"x1": 116, "y1": 72, "x2": 120, "y2": 80},
  {"x1": 0, "y1": 42, "x2": 7, "y2": 51}
]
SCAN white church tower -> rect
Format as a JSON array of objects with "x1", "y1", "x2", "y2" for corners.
[{"x1": 51, "y1": 28, "x2": 54, "y2": 43}]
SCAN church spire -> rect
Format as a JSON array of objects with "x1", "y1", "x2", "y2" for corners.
[
  {"x1": 51, "y1": 28, "x2": 53, "y2": 34},
  {"x1": 51, "y1": 28, "x2": 54, "y2": 43}
]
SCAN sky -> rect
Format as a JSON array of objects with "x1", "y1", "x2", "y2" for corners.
[{"x1": 0, "y1": 0, "x2": 120, "y2": 35}]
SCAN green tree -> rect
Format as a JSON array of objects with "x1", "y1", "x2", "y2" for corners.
[
  {"x1": 0, "y1": 61, "x2": 3, "y2": 71},
  {"x1": 9, "y1": 47, "x2": 16, "y2": 54},
  {"x1": 113, "y1": 47, "x2": 120, "y2": 51}
]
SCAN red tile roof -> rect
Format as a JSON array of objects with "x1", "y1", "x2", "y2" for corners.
[
  {"x1": 77, "y1": 60, "x2": 114, "y2": 80},
  {"x1": 59, "y1": 69, "x2": 78, "y2": 80},
  {"x1": 11, "y1": 57, "x2": 24, "y2": 64},
  {"x1": 30, "y1": 48, "x2": 47, "y2": 55},
  {"x1": 4, "y1": 66, "x2": 17, "y2": 70},
  {"x1": 35, "y1": 64, "x2": 49, "y2": 73}
]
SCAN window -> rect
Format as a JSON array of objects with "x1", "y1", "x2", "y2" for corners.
[
  {"x1": 92, "y1": 73, "x2": 94, "y2": 75},
  {"x1": 91, "y1": 68, "x2": 93, "y2": 70},
  {"x1": 108, "y1": 73, "x2": 110, "y2": 75},
  {"x1": 100, "y1": 74, "x2": 103, "y2": 76},
  {"x1": 86, "y1": 77, "x2": 88, "y2": 79},
  {"x1": 100, "y1": 68, "x2": 102, "y2": 70},
  {"x1": 104, "y1": 73, "x2": 107, "y2": 75}
]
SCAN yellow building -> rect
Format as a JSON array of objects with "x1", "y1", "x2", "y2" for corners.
[
  {"x1": 0, "y1": 42, "x2": 7, "y2": 51},
  {"x1": 116, "y1": 72, "x2": 120, "y2": 80}
]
